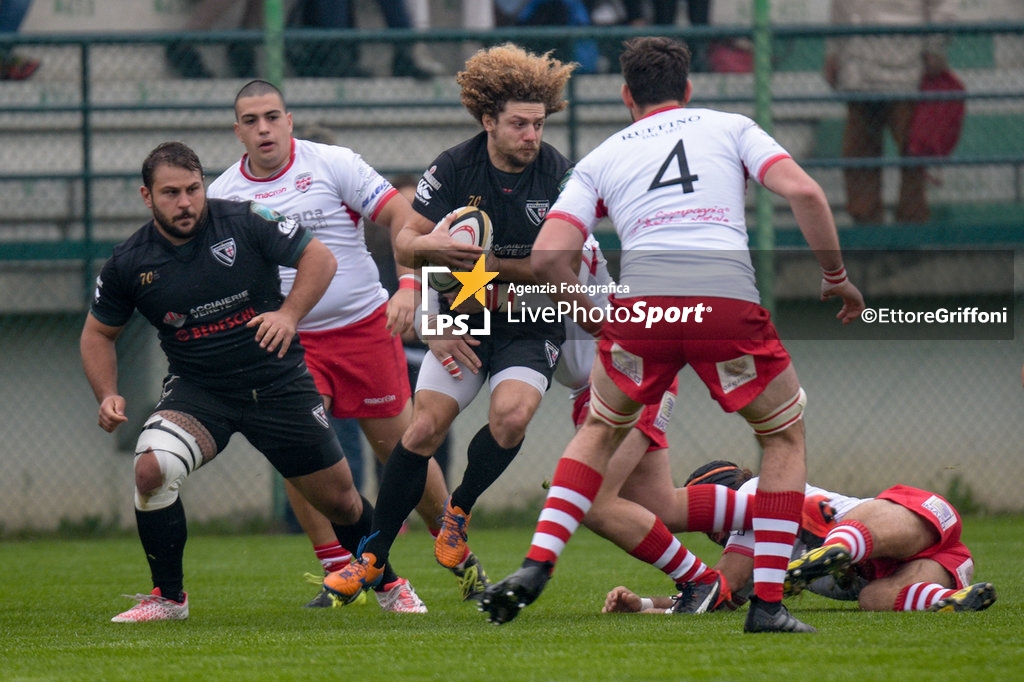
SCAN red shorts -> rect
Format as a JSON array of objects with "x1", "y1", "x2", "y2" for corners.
[
  {"x1": 298, "y1": 303, "x2": 411, "y2": 419},
  {"x1": 570, "y1": 376, "x2": 678, "y2": 453},
  {"x1": 863, "y1": 485, "x2": 973, "y2": 589},
  {"x1": 598, "y1": 296, "x2": 791, "y2": 412}
]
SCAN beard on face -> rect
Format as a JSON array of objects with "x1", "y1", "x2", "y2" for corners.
[
  {"x1": 153, "y1": 205, "x2": 202, "y2": 241},
  {"x1": 495, "y1": 145, "x2": 540, "y2": 172}
]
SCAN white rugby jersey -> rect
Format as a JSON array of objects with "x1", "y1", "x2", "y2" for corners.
[
  {"x1": 549, "y1": 106, "x2": 791, "y2": 303},
  {"x1": 553, "y1": 234, "x2": 612, "y2": 394},
  {"x1": 208, "y1": 137, "x2": 398, "y2": 331},
  {"x1": 724, "y1": 477, "x2": 870, "y2": 558}
]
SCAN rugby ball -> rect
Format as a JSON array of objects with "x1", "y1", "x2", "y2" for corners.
[{"x1": 427, "y1": 206, "x2": 493, "y2": 293}]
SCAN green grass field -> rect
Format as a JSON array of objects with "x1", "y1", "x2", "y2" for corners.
[{"x1": 1, "y1": 516, "x2": 1021, "y2": 681}]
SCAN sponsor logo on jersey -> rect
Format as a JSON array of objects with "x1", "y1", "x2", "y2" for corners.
[
  {"x1": 610, "y1": 342, "x2": 643, "y2": 385},
  {"x1": 254, "y1": 186, "x2": 287, "y2": 200},
  {"x1": 921, "y1": 494, "x2": 957, "y2": 531},
  {"x1": 525, "y1": 200, "x2": 550, "y2": 226},
  {"x1": 162, "y1": 311, "x2": 188, "y2": 328},
  {"x1": 295, "y1": 172, "x2": 313, "y2": 193},
  {"x1": 716, "y1": 354, "x2": 757, "y2": 394},
  {"x1": 652, "y1": 391, "x2": 675, "y2": 432},
  {"x1": 364, "y1": 178, "x2": 390, "y2": 211},
  {"x1": 557, "y1": 168, "x2": 573, "y2": 193},
  {"x1": 422, "y1": 166, "x2": 441, "y2": 190},
  {"x1": 278, "y1": 216, "x2": 299, "y2": 237},
  {"x1": 416, "y1": 177, "x2": 433, "y2": 204},
  {"x1": 189, "y1": 290, "x2": 250, "y2": 319},
  {"x1": 174, "y1": 305, "x2": 257, "y2": 342},
  {"x1": 250, "y1": 202, "x2": 285, "y2": 222},
  {"x1": 211, "y1": 238, "x2": 236, "y2": 266}
]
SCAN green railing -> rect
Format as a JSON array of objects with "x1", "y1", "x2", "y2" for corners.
[{"x1": 1, "y1": 20, "x2": 1022, "y2": 304}]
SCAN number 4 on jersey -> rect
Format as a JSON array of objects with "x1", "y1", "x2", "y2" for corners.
[{"x1": 649, "y1": 140, "x2": 699, "y2": 194}]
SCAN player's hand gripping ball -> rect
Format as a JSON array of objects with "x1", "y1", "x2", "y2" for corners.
[{"x1": 428, "y1": 206, "x2": 493, "y2": 293}]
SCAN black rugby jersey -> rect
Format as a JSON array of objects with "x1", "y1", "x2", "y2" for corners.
[
  {"x1": 414, "y1": 131, "x2": 571, "y2": 338},
  {"x1": 90, "y1": 198, "x2": 314, "y2": 391}
]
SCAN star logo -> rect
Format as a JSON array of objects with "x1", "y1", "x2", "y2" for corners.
[{"x1": 449, "y1": 255, "x2": 499, "y2": 309}]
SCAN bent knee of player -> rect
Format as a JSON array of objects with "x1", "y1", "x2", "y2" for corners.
[
  {"x1": 488, "y1": 405, "x2": 534, "y2": 446},
  {"x1": 321, "y1": 488, "x2": 363, "y2": 525},
  {"x1": 401, "y1": 412, "x2": 451, "y2": 455},
  {"x1": 294, "y1": 471, "x2": 363, "y2": 524},
  {"x1": 857, "y1": 581, "x2": 898, "y2": 612},
  {"x1": 133, "y1": 449, "x2": 163, "y2": 495}
]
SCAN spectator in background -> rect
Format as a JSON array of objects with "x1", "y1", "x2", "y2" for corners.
[
  {"x1": 622, "y1": 1, "x2": 712, "y2": 71},
  {"x1": 496, "y1": 0, "x2": 599, "y2": 73},
  {"x1": 825, "y1": 0, "x2": 958, "y2": 224},
  {"x1": 166, "y1": 0, "x2": 261, "y2": 79},
  {"x1": 287, "y1": 0, "x2": 438, "y2": 79},
  {"x1": 0, "y1": 0, "x2": 40, "y2": 80},
  {"x1": 405, "y1": 0, "x2": 493, "y2": 72}
]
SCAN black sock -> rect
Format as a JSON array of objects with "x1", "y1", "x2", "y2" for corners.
[
  {"x1": 365, "y1": 442, "x2": 430, "y2": 567},
  {"x1": 135, "y1": 498, "x2": 187, "y2": 603},
  {"x1": 450, "y1": 424, "x2": 522, "y2": 512},
  {"x1": 329, "y1": 494, "x2": 375, "y2": 560}
]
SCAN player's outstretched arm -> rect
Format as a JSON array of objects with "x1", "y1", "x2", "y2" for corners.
[{"x1": 762, "y1": 158, "x2": 865, "y2": 324}]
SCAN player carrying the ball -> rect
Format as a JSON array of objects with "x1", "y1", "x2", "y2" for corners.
[{"x1": 323, "y1": 43, "x2": 575, "y2": 605}]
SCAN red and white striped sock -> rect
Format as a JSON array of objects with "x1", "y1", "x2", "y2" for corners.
[
  {"x1": 823, "y1": 519, "x2": 873, "y2": 563},
  {"x1": 314, "y1": 542, "x2": 353, "y2": 574},
  {"x1": 895, "y1": 582, "x2": 956, "y2": 611},
  {"x1": 685, "y1": 484, "x2": 754, "y2": 533},
  {"x1": 629, "y1": 518, "x2": 711, "y2": 585},
  {"x1": 525, "y1": 458, "x2": 603, "y2": 567},
  {"x1": 752, "y1": 490, "x2": 803, "y2": 602}
]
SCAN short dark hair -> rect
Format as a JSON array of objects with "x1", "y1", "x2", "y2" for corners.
[
  {"x1": 684, "y1": 460, "x2": 753, "y2": 490},
  {"x1": 619, "y1": 36, "x2": 690, "y2": 108},
  {"x1": 234, "y1": 79, "x2": 286, "y2": 118},
  {"x1": 141, "y1": 141, "x2": 203, "y2": 189}
]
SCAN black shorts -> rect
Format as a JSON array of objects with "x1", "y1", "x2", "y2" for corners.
[
  {"x1": 477, "y1": 336, "x2": 563, "y2": 383},
  {"x1": 154, "y1": 373, "x2": 344, "y2": 478}
]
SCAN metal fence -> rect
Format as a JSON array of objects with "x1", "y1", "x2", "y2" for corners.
[{"x1": 1, "y1": 22, "x2": 1022, "y2": 535}]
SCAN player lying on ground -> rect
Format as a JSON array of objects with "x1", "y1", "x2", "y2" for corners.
[{"x1": 602, "y1": 461, "x2": 997, "y2": 614}]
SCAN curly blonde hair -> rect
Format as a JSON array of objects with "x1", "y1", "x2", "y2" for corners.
[{"x1": 457, "y1": 43, "x2": 576, "y2": 124}]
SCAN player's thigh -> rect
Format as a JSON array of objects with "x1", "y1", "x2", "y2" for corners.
[
  {"x1": 488, "y1": 371, "x2": 545, "y2": 435},
  {"x1": 590, "y1": 355, "x2": 644, "y2": 416},
  {"x1": 358, "y1": 398, "x2": 413, "y2": 459},
  {"x1": 858, "y1": 558, "x2": 953, "y2": 611},
  {"x1": 415, "y1": 348, "x2": 487, "y2": 412},
  {"x1": 617, "y1": 447, "x2": 680, "y2": 526},
  {"x1": 598, "y1": 428, "x2": 653, "y2": 498},
  {"x1": 844, "y1": 499, "x2": 940, "y2": 559},
  {"x1": 402, "y1": 388, "x2": 463, "y2": 454},
  {"x1": 736, "y1": 364, "x2": 801, "y2": 422},
  {"x1": 287, "y1": 458, "x2": 362, "y2": 520}
]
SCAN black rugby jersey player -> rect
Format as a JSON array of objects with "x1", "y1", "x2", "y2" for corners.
[
  {"x1": 90, "y1": 198, "x2": 313, "y2": 392},
  {"x1": 413, "y1": 130, "x2": 571, "y2": 341}
]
